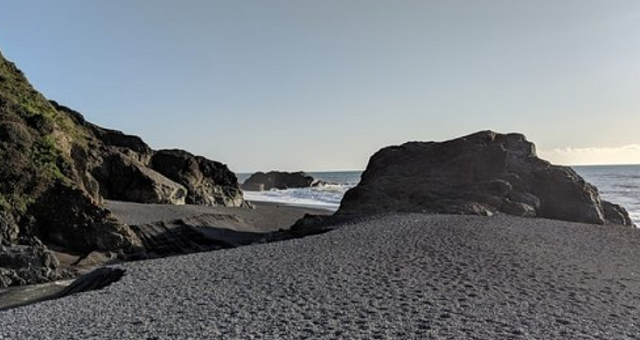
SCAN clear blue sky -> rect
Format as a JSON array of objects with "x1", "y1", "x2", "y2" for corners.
[{"x1": 1, "y1": 1, "x2": 639, "y2": 172}]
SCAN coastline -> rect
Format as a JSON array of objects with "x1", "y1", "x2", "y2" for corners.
[
  {"x1": 246, "y1": 198, "x2": 340, "y2": 212},
  {"x1": 242, "y1": 190, "x2": 343, "y2": 212}
]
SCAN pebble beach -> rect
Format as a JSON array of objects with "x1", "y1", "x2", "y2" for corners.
[{"x1": 2, "y1": 214, "x2": 639, "y2": 339}]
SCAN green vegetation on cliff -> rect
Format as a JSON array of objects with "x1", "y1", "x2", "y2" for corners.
[
  {"x1": 0, "y1": 48, "x2": 248, "y2": 287},
  {"x1": 0, "y1": 50, "x2": 84, "y2": 217}
]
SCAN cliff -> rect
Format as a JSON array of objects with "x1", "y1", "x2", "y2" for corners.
[{"x1": 0, "y1": 50, "x2": 247, "y2": 287}]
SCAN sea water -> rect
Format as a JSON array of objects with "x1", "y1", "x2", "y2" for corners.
[
  {"x1": 237, "y1": 171, "x2": 361, "y2": 210},
  {"x1": 238, "y1": 166, "x2": 640, "y2": 225}
]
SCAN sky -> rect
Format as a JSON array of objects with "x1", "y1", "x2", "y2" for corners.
[{"x1": 0, "y1": 1, "x2": 639, "y2": 172}]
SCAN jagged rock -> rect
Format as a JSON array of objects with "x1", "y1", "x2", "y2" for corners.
[
  {"x1": 337, "y1": 131, "x2": 634, "y2": 226},
  {"x1": 52, "y1": 102, "x2": 247, "y2": 208},
  {"x1": 0, "y1": 245, "x2": 60, "y2": 287},
  {"x1": 242, "y1": 171, "x2": 315, "y2": 191},
  {"x1": 29, "y1": 182, "x2": 143, "y2": 253},
  {"x1": 311, "y1": 180, "x2": 337, "y2": 187},
  {"x1": 601, "y1": 201, "x2": 634, "y2": 226},
  {"x1": 93, "y1": 153, "x2": 187, "y2": 205},
  {"x1": 151, "y1": 149, "x2": 247, "y2": 207}
]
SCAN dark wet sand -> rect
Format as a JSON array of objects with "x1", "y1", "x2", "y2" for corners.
[
  {"x1": 106, "y1": 200, "x2": 333, "y2": 232},
  {"x1": 2, "y1": 214, "x2": 640, "y2": 339}
]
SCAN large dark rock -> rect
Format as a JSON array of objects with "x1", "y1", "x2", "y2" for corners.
[
  {"x1": 151, "y1": 149, "x2": 247, "y2": 207},
  {"x1": 337, "y1": 131, "x2": 634, "y2": 226},
  {"x1": 93, "y1": 152, "x2": 187, "y2": 205},
  {"x1": 0, "y1": 245, "x2": 60, "y2": 287},
  {"x1": 28, "y1": 183, "x2": 143, "y2": 253},
  {"x1": 242, "y1": 171, "x2": 315, "y2": 191},
  {"x1": 50, "y1": 102, "x2": 247, "y2": 209}
]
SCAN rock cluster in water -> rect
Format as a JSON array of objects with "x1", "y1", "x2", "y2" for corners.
[
  {"x1": 242, "y1": 171, "x2": 316, "y2": 191},
  {"x1": 337, "y1": 131, "x2": 633, "y2": 226}
]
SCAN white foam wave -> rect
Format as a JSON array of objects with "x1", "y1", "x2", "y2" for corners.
[{"x1": 243, "y1": 184, "x2": 354, "y2": 211}]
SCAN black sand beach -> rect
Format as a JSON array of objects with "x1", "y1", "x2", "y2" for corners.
[
  {"x1": 0, "y1": 201, "x2": 331, "y2": 311},
  {"x1": 105, "y1": 200, "x2": 332, "y2": 232},
  {"x1": 2, "y1": 214, "x2": 639, "y2": 339}
]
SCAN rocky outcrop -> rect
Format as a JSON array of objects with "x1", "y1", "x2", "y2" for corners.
[
  {"x1": 601, "y1": 201, "x2": 634, "y2": 226},
  {"x1": 0, "y1": 244, "x2": 60, "y2": 287},
  {"x1": 0, "y1": 49, "x2": 248, "y2": 287},
  {"x1": 28, "y1": 183, "x2": 143, "y2": 253},
  {"x1": 242, "y1": 171, "x2": 315, "y2": 191},
  {"x1": 337, "y1": 131, "x2": 633, "y2": 226},
  {"x1": 150, "y1": 149, "x2": 247, "y2": 207},
  {"x1": 50, "y1": 102, "x2": 246, "y2": 209},
  {"x1": 93, "y1": 153, "x2": 187, "y2": 205}
]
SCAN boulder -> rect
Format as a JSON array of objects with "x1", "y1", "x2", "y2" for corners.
[
  {"x1": 242, "y1": 171, "x2": 315, "y2": 191},
  {"x1": 150, "y1": 149, "x2": 248, "y2": 207},
  {"x1": 0, "y1": 245, "x2": 60, "y2": 287},
  {"x1": 337, "y1": 131, "x2": 634, "y2": 226},
  {"x1": 92, "y1": 153, "x2": 187, "y2": 205},
  {"x1": 29, "y1": 182, "x2": 143, "y2": 254},
  {"x1": 601, "y1": 201, "x2": 634, "y2": 226}
]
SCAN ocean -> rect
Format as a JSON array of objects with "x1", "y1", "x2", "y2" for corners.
[
  {"x1": 238, "y1": 165, "x2": 640, "y2": 225},
  {"x1": 237, "y1": 171, "x2": 362, "y2": 211}
]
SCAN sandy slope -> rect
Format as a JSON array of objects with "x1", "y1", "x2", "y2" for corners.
[
  {"x1": 2, "y1": 214, "x2": 640, "y2": 339},
  {"x1": 106, "y1": 200, "x2": 332, "y2": 232},
  {"x1": 0, "y1": 201, "x2": 331, "y2": 311}
]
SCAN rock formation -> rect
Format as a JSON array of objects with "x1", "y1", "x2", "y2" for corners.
[
  {"x1": 337, "y1": 131, "x2": 634, "y2": 226},
  {"x1": 0, "y1": 244, "x2": 59, "y2": 287},
  {"x1": 0, "y1": 50, "x2": 247, "y2": 287},
  {"x1": 52, "y1": 102, "x2": 245, "y2": 208},
  {"x1": 150, "y1": 149, "x2": 248, "y2": 207},
  {"x1": 92, "y1": 152, "x2": 187, "y2": 205},
  {"x1": 242, "y1": 171, "x2": 315, "y2": 191}
]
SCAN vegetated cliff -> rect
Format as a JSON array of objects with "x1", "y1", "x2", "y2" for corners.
[
  {"x1": 337, "y1": 131, "x2": 634, "y2": 226},
  {"x1": 0, "y1": 50, "x2": 247, "y2": 287}
]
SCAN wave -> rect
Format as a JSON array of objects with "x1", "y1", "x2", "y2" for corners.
[{"x1": 242, "y1": 183, "x2": 355, "y2": 211}]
